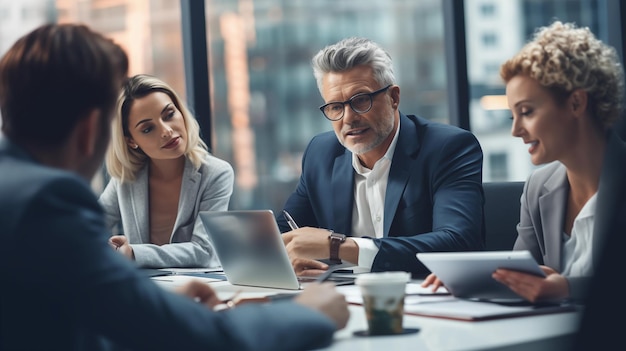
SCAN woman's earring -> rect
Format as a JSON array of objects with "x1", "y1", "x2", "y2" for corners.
[{"x1": 131, "y1": 144, "x2": 138, "y2": 149}]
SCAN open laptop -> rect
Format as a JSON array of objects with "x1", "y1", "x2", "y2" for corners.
[
  {"x1": 199, "y1": 210, "x2": 354, "y2": 290},
  {"x1": 417, "y1": 250, "x2": 545, "y2": 302}
]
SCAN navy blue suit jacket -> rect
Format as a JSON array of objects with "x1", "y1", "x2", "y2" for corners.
[
  {"x1": 0, "y1": 139, "x2": 335, "y2": 351},
  {"x1": 277, "y1": 113, "x2": 484, "y2": 275}
]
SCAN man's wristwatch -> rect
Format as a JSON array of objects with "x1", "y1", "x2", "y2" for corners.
[{"x1": 328, "y1": 230, "x2": 346, "y2": 264}]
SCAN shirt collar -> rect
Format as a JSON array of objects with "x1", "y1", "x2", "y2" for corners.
[{"x1": 576, "y1": 192, "x2": 598, "y2": 221}]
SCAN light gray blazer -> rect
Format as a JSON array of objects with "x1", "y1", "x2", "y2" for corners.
[
  {"x1": 99, "y1": 154, "x2": 234, "y2": 268},
  {"x1": 514, "y1": 131, "x2": 626, "y2": 301}
]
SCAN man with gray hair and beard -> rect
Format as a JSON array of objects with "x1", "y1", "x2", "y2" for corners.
[{"x1": 279, "y1": 37, "x2": 484, "y2": 277}]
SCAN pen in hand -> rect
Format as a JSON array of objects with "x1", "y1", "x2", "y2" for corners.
[{"x1": 282, "y1": 210, "x2": 299, "y2": 231}]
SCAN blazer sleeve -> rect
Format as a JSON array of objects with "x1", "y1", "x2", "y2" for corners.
[
  {"x1": 132, "y1": 158, "x2": 234, "y2": 268},
  {"x1": 513, "y1": 175, "x2": 544, "y2": 259},
  {"x1": 373, "y1": 129, "x2": 485, "y2": 274},
  {"x1": 513, "y1": 163, "x2": 564, "y2": 267},
  {"x1": 15, "y1": 176, "x2": 336, "y2": 351}
]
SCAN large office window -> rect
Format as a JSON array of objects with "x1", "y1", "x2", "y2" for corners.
[
  {"x1": 465, "y1": 0, "x2": 612, "y2": 182},
  {"x1": 204, "y1": 0, "x2": 448, "y2": 212},
  {"x1": 0, "y1": 0, "x2": 56, "y2": 132},
  {"x1": 0, "y1": 0, "x2": 187, "y2": 189},
  {"x1": 55, "y1": 0, "x2": 186, "y2": 99},
  {"x1": 1, "y1": 0, "x2": 622, "y2": 208}
]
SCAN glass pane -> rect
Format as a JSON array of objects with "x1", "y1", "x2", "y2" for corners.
[
  {"x1": 206, "y1": 0, "x2": 447, "y2": 211},
  {"x1": 0, "y1": 0, "x2": 56, "y2": 132},
  {"x1": 55, "y1": 0, "x2": 186, "y2": 98},
  {"x1": 465, "y1": 0, "x2": 605, "y2": 182},
  {"x1": 55, "y1": 0, "x2": 185, "y2": 191},
  {"x1": 0, "y1": 0, "x2": 185, "y2": 189}
]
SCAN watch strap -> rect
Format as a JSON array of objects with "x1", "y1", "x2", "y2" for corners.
[{"x1": 328, "y1": 230, "x2": 346, "y2": 264}]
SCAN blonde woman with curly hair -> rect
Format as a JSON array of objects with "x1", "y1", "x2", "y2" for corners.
[
  {"x1": 424, "y1": 21, "x2": 625, "y2": 303},
  {"x1": 99, "y1": 74, "x2": 234, "y2": 268}
]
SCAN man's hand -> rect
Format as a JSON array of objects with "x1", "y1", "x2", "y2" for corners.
[
  {"x1": 282, "y1": 227, "x2": 332, "y2": 276},
  {"x1": 109, "y1": 235, "x2": 134, "y2": 260},
  {"x1": 291, "y1": 258, "x2": 329, "y2": 276},
  {"x1": 175, "y1": 280, "x2": 221, "y2": 309},
  {"x1": 492, "y1": 265, "x2": 569, "y2": 303},
  {"x1": 283, "y1": 227, "x2": 359, "y2": 275},
  {"x1": 282, "y1": 227, "x2": 332, "y2": 262},
  {"x1": 294, "y1": 283, "x2": 350, "y2": 329}
]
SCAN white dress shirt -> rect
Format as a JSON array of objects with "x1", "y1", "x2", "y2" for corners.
[
  {"x1": 561, "y1": 192, "x2": 597, "y2": 277},
  {"x1": 350, "y1": 122, "x2": 401, "y2": 269}
]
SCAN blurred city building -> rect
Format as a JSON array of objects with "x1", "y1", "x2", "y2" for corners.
[{"x1": 0, "y1": 0, "x2": 608, "y2": 211}]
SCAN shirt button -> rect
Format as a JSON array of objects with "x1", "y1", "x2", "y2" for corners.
[{"x1": 376, "y1": 215, "x2": 381, "y2": 222}]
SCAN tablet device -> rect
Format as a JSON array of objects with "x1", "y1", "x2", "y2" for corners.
[{"x1": 416, "y1": 250, "x2": 545, "y2": 302}]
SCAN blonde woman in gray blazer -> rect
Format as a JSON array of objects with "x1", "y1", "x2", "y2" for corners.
[{"x1": 99, "y1": 74, "x2": 234, "y2": 268}]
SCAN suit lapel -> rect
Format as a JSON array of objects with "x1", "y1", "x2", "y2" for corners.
[
  {"x1": 538, "y1": 166, "x2": 568, "y2": 270},
  {"x1": 174, "y1": 158, "x2": 201, "y2": 233},
  {"x1": 384, "y1": 114, "x2": 421, "y2": 237},
  {"x1": 331, "y1": 150, "x2": 354, "y2": 235}
]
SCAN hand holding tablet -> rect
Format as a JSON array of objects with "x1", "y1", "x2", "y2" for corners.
[{"x1": 416, "y1": 250, "x2": 544, "y2": 302}]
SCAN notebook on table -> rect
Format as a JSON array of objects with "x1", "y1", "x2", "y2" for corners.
[
  {"x1": 199, "y1": 210, "x2": 355, "y2": 290},
  {"x1": 416, "y1": 250, "x2": 545, "y2": 302}
]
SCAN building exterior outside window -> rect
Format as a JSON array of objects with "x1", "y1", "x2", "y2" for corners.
[{"x1": 0, "y1": 0, "x2": 614, "y2": 210}]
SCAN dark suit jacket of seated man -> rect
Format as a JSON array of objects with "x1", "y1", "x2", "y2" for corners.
[{"x1": 278, "y1": 112, "x2": 485, "y2": 276}]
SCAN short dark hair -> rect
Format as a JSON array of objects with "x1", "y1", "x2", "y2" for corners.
[{"x1": 0, "y1": 23, "x2": 129, "y2": 146}]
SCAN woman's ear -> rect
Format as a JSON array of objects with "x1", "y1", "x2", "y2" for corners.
[
  {"x1": 126, "y1": 137, "x2": 139, "y2": 150},
  {"x1": 569, "y1": 89, "x2": 588, "y2": 117}
]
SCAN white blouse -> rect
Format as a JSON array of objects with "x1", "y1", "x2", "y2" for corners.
[{"x1": 561, "y1": 192, "x2": 597, "y2": 277}]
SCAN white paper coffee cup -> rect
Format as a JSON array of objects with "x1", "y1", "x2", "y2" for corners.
[{"x1": 355, "y1": 271, "x2": 411, "y2": 335}]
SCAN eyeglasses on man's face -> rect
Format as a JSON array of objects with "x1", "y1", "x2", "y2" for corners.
[{"x1": 319, "y1": 84, "x2": 392, "y2": 121}]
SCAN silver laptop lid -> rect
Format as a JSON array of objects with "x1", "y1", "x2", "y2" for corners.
[{"x1": 199, "y1": 210, "x2": 301, "y2": 290}]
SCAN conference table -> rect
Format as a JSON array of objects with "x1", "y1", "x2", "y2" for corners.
[{"x1": 152, "y1": 272, "x2": 581, "y2": 351}]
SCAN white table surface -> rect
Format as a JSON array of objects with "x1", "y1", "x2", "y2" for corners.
[{"x1": 152, "y1": 274, "x2": 581, "y2": 351}]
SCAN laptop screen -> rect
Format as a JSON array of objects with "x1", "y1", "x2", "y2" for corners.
[{"x1": 199, "y1": 210, "x2": 304, "y2": 290}]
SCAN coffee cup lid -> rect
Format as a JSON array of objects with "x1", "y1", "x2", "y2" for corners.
[{"x1": 355, "y1": 271, "x2": 410, "y2": 285}]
